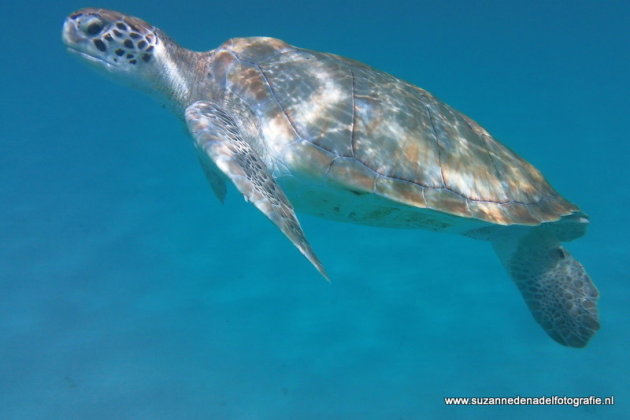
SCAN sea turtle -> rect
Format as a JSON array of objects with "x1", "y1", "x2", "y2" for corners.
[{"x1": 62, "y1": 8, "x2": 600, "y2": 347}]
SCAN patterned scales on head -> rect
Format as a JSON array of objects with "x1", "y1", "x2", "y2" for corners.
[{"x1": 63, "y1": 9, "x2": 600, "y2": 348}]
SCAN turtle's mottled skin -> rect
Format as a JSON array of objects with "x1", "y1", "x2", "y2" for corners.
[{"x1": 63, "y1": 9, "x2": 600, "y2": 347}]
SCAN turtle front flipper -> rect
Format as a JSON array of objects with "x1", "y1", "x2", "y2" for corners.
[
  {"x1": 185, "y1": 100, "x2": 328, "y2": 280},
  {"x1": 491, "y1": 228, "x2": 600, "y2": 347},
  {"x1": 196, "y1": 152, "x2": 227, "y2": 202}
]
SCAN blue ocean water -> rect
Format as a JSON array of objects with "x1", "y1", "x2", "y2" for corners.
[{"x1": 1, "y1": 0, "x2": 628, "y2": 418}]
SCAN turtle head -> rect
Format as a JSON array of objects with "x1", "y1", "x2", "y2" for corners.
[{"x1": 63, "y1": 9, "x2": 193, "y2": 106}]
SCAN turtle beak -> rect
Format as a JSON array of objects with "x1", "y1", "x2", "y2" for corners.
[
  {"x1": 61, "y1": 17, "x2": 79, "y2": 47},
  {"x1": 62, "y1": 15, "x2": 91, "y2": 57},
  {"x1": 61, "y1": 13, "x2": 86, "y2": 49}
]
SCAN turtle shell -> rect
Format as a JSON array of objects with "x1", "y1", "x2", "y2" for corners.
[{"x1": 212, "y1": 37, "x2": 578, "y2": 226}]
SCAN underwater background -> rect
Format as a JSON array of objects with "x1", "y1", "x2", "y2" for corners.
[{"x1": 1, "y1": 0, "x2": 628, "y2": 419}]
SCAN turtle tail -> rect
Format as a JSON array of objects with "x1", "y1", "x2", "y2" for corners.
[{"x1": 491, "y1": 228, "x2": 600, "y2": 348}]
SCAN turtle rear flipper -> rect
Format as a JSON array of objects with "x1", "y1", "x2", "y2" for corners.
[
  {"x1": 185, "y1": 100, "x2": 328, "y2": 280},
  {"x1": 491, "y1": 228, "x2": 600, "y2": 347}
]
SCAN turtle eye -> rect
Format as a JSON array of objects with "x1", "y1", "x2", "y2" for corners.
[
  {"x1": 80, "y1": 16, "x2": 106, "y2": 36},
  {"x1": 87, "y1": 22, "x2": 104, "y2": 35}
]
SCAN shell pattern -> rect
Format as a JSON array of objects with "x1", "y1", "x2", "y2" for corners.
[{"x1": 202, "y1": 37, "x2": 578, "y2": 226}]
